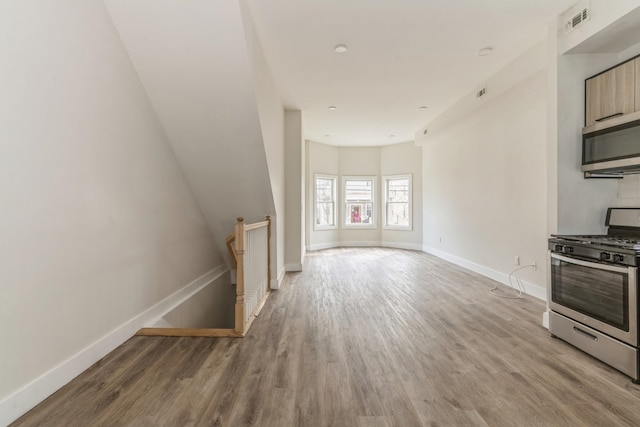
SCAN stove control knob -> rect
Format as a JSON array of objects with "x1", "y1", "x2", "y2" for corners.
[
  {"x1": 563, "y1": 246, "x2": 574, "y2": 254},
  {"x1": 554, "y1": 244, "x2": 564, "y2": 252},
  {"x1": 613, "y1": 254, "x2": 625, "y2": 263},
  {"x1": 600, "y1": 252, "x2": 611, "y2": 261}
]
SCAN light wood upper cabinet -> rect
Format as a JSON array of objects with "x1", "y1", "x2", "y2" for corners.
[
  {"x1": 635, "y1": 58, "x2": 640, "y2": 116},
  {"x1": 585, "y1": 60, "x2": 635, "y2": 126}
]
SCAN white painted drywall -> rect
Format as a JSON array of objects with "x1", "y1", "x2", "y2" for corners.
[
  {"x1": 103, "y1": 0, "x2": 277, "y2": 268},
  {"x1": 306, "y1": 141, "x2": 340, "y2": 249},
  {"x1": 421, "y1": 40, "x2": 549, "y2": 299},
  {"x1": 381, "y1": 142, "x2": 423, "y2": 249},
  {"x1": 284, "y1": 111, "x2": 305, "y2": 270},
  {"x1": 241, "y1": 1, "x2": 286, "y2": 286},
  {"x1": 155, "y1": 272, "x2": 234, "y2": 328},
  {"x1": 546, "y1": 22, "x2": 559, "y2": 240},
  {"x1": 0, "y1": 1, "x2": 222, "y2": 424}
]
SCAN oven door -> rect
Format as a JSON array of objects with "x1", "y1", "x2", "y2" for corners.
[{"x1": 549, "y1": 252, "x2": 637, "y2": 346}]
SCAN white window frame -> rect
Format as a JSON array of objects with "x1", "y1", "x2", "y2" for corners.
[
  {"x1": 342, "y1": 176, "x2": 376, "y2": 229},
  {"x1": 383, "y1": 174, "x2": 412, "y2": 231},
  {"x1": 314, "y1": 174, "x2": 337, "y2": 230}
]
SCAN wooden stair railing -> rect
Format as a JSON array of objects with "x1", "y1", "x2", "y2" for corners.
[
  {"x1": 226, "y1": 232, "x2": 238, "y2": 268},
  {"x1": 233, "y1": 216, "x2": 271, "y2": 335},
  {"x1": 137, "y1": 216, "x2": 272, "y2": 338}
]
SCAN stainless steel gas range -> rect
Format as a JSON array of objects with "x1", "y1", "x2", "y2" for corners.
[{"x1": 549, "y1": 207, "x2": 640, "y2": 382}]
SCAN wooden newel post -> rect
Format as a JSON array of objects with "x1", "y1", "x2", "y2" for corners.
[
  {"x1": 265, "y1": 215, "x2": 271, "y2": 291},
  {"x1": 234, "y1": 217, "x2": 246, "y2": 335}
]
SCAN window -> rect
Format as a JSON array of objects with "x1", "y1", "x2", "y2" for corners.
[
  {"x1": 383, "y1": 174, "x2": 412, "y2": 230},
  {"x1": 314, "y1": 174, "x2": 337, "y2": 229},
  {"x1": 343, "y1": 176, "x2": 375, "y2": 228}
]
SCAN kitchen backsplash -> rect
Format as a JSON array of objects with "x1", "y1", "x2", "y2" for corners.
[{"x1": 618, "y1": 175, "x2": 640, "y2": 206}]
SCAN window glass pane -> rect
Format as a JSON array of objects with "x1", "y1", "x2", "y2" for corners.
[
  {"x1": 344, "y1": 178, "x2": 374, "y2": 226},
  {"x1": 316, "y1": 202, "x2": 334, "y2": 226},
  {"x1": 387, "y1": 202, "x2": 409, "y2": 226},
  {"x1": 316, "y1": 178, "x2": 333, "y2": 203},
  {"x1": 384, "y1": 176, "x2": 411, "y2": 229},
  {"x1": 346, "y1": 202, "x2": 372, "y2": 224},
  {"x1": 315, "y1": 176, "x2": 336, "y2": 228},
  {"x1": 387, "y1": 179, "x2": 409, "y2": 202},
  {"x1": 345, "y1": 180, "x2": 372, "y2": 202}
]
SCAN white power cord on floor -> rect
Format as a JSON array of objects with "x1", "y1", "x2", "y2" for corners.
[{"x1": 490, "y1": 264, "x2": 536, "y2": 299}]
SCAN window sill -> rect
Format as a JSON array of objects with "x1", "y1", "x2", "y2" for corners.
[
  {"x1": 383, "y1": 226, "x2": 413, "y2": 231},
  {"x1": 314, "y1": 225, "x2": 337, "y2": 231},
  {"x1": 342, "y1": 225, "x2": 377, "y2": 230}
]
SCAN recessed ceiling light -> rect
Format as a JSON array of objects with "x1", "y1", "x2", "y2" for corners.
[
  {"x1": 334, "y1": 44, "x2": 348, "y2": 53},
  {"x1": 328, "y1": 106, "x2": 337, "y2": 110},
  {"x1": 418, "y1": 106, "x2": 428, "y2": 111},
  {"x1": 478, "y1": 47, "x2": 493, "y2": 56}
]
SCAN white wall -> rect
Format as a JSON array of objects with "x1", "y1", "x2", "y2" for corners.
[
  {"x1": 306, "y1": 141, "x2": 423, "y2": 251},
  {"x1": 420, "y1": 40, "x2": 549, "y2": 300},
  {"x1": 381, "y1": 142, "x2": 423, "y2": 250},
  {"x1": 306, "y1": 141, "x2": 340, "y2": 249},
  {"x1": 284, "y1": 111, "x2": 305, "y2": 271},
  {"x1": 0, "y1": 1, "x2": 223, "y2": 424},
  {"x1": 242, "y1": 1, "x2": 286, "y2": 287},
  {"x1": 154, "y1": 272, "x2": 234, "y2": 328},
  {"x1": 103, "y1": 0, "x2": 277, "y2": 270}
]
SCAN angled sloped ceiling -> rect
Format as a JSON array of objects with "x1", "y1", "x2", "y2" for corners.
[{"x1": 103, "y1": 0, "x2": 276, "y2": 261}]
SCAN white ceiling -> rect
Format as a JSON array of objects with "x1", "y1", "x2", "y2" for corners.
[{"x1": 246, "y1": 0, "x2": 577, "y2": 146}]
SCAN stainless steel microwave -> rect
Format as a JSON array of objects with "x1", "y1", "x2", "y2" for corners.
[{"x1": 582, "y1": 111, "x2": 640, "y2": 176}]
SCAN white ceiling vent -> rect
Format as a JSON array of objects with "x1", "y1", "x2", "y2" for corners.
[{"x1": 563, "y1": 6, "x2": 591, "y2": 35}]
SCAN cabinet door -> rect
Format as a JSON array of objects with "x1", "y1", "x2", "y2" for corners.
[
  {"x1": 585, "y1": 60, "x2": 635, "y2": 126},
  {"x1": 635, "y1": 57, "x2": 640, "y2": 113}
]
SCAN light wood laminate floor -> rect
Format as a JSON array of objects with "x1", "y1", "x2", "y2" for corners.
[{"x1": 12, "y1": 248, "x2": 640, "y2": 426}]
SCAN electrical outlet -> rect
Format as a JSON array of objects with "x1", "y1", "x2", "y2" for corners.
[
  {"x1": 514, "y1": 256, "x2": 520, "y2": 266},
  {"x1": 532, "y1": 261, "x2": 537, "y2": 270}
]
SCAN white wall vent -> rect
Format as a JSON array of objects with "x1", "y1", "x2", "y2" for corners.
[
  {"x1": 563, "y1": 6, "x2": 591, "y2": 35},
  {"x1": 476, "y1": 86, "x2": 487, "y2": 99}
]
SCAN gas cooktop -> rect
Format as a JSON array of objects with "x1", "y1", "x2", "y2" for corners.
[
  {"x1": 551, "y1": 234, "x2": 640, "y2": 251},
  {"x1": 549, "y1": 208, "x2": 640, "y2": 266}
]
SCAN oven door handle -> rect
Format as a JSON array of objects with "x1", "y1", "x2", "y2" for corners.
[{"x1": 550, "y1": 253, "x2": 633, "y2": 274}]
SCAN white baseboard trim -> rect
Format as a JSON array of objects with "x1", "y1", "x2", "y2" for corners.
[
  {"x1": 422, "y1": 245, "x2": 547, "y2": 302},
  {"x1": 0, "y1": 265, "x2": 228, "y2": 427},
  {"x1": 270, "y1": 267, "x2": 286, "y2": 290},
  {"x1": 380, "y1": 241, "x2": 423, "y2": 251},
  {"x1": 307, "y1": 242, "x2": 339, "y2": 251},
  {"x1": 338, "y1": 240, "x2": 382, "y2": 247},
  {"x1": 307, "y1": 241, "x2": 422, "y2": 252},
  {"x1": 285, "y1": 263, "x2": 303, "y2": 272}
]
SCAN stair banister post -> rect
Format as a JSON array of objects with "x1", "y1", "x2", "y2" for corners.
[
  {"x1": 265, "y1": 215, "x2": 271, "y2": 292},
  {"x1": 234, "y1": 217, "x2": 246, "y2": 335}
]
